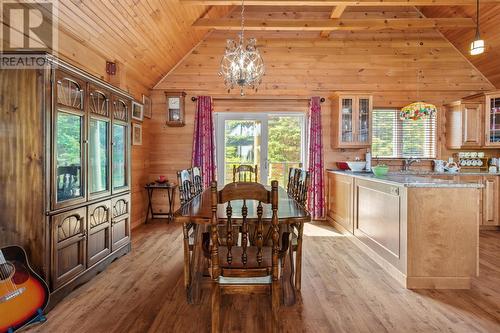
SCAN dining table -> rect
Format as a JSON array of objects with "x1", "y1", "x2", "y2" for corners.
[{"x1": 174, "y1": 185, "x2": 311, "y2": 305}]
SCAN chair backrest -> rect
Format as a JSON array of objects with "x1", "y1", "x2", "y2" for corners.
[
  {"x1": 177, "y1": 169, "x2": 195, "y2": 205},
  {"x1": 295, "y1": 170, "x2": 310, "y2": 206},
  {"x1": 57, "y1": 165, "x2": 81, "y2": 199},
  {"x1": 232, "y1": 164, "x2": 258, "y2": 183},
  {"x1": 210, "y1": 181, "x2": 280, "y2": 281},
  {"x1": 191, "y1": 166, "x2": 203, "y2": 195},
  {"x1": 287, "y1": 168, "x2": 301, "y2": 197}
]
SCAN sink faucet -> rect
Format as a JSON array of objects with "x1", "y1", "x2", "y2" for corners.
[{"x1": 402, "y1": 157, "x2": 420, "y2": 171}]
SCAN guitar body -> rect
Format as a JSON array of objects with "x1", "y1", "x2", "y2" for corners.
[{"x1": 0, "y1": 246, "x2": 49, "y2": 333}]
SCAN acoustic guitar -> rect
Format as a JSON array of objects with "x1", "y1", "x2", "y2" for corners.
[{"x1": 0, "y1": 246, "x2": 49, "y2": 333}]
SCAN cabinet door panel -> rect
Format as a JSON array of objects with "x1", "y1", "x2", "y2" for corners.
[
  {"x1": 51, "y1": 208, "x2": 87, "y2": 290},
  {"x1": 483, "y1": 177, "x2": 499, "y2": 226},
  {"x1": 462, "y1": 104, "x2": 482, "y2": 147},
  {"x1": 87, "y1": 200, "x2": 112, "y2": 266},
  {"x1": 327, "y1": 173, "x2": 354, "y2": 233},
  {"x1": 111, "y1": 195, "x2": 131, "y2": 251},
  {"x1": 89, "y1": 118, "x2": 111, "y2": 198},
  {"x1": 485, "y1": 96, "x2": 500, "y2": 146},
  {"x1": 112, "y1": 123, "x2": 129, "y2": 193}
]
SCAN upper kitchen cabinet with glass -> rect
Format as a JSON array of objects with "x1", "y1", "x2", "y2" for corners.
[
  {"x1": 331, "y1": 93, "x2": 373, "y2": 148},
  {"x1": 53, "y1": 71, "x2": 87, "y2": 209},
  {"x1": 485, "y1": 92, "x2": 500, "y2": 147}
]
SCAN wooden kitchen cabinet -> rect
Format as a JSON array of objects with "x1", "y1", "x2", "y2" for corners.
[
  {"x1": 485, "y1": 92, "x2": 500, "y2": 147},
  {"x1": 326, "y1": 172, "x2": 354, "y2": 233},
  {"x1": 482, "y1": 176, "x2": 499, "y2": 226},
  {"x1": 445, "y1": 101, "x2": 483, "y2": 149},
  {"x1": 331, "y1": 93, "x2": 372, "y2": 148}
]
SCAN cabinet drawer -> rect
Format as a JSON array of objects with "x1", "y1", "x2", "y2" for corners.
[
  {"x1": 111, "y1": 194, "x2": 131, "y2": 251},
  {"x1": 87, "y1": 200, "x2": 112, "y2": 267},
  {"x1": 51, "y1": 207, "x2": 87, "y2": 290}
]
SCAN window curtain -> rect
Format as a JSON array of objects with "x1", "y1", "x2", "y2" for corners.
[
  {"x1": 192, "y1": 96, "x2": 216, "y2": 188},
  {"x1": 307, "y1": 96, "x2": 325, "y2": 219}
]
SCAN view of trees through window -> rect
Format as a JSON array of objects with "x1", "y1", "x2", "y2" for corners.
[
  {"x1": 223, "y1": 115, "x2": 303, "y2": 185},
  {"x1": 372, "y1": 109, "x2": 436, "y2": 159}
]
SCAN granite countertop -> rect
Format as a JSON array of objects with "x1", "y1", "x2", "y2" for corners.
[{"x1": 326, "y1": 170, "x2": 485, "y2": 188}]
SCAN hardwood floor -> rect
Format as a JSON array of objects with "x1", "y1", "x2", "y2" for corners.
[{"x1": 28, "y1": 222, "x2": 500, "y2": 333}]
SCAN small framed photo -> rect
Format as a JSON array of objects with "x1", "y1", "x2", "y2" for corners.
[
  {"x1": 132, "y1": 101, "x2": 144, "y2": 121},
  {"x1": 132, "y1": 123, "x2": 142, "y2": 145},
  {"x1": 143, "y1": 95, "x2": 152, "y2": 119}
]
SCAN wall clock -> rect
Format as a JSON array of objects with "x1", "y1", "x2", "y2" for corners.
[{"x1": 165, "y1": 91, "x2": 186, "y2": 127}]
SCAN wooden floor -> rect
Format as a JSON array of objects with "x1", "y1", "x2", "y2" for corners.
[{"x1": 28, "y1": 222, "x2": 500, "y2": 333}]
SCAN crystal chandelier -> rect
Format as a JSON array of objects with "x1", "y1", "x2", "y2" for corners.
[{"x1": 219, "y1": 0, "x2": 264, "y2": 96}]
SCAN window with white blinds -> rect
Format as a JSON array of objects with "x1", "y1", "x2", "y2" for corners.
[{"x1": 372, "y1": 109, "x2": 436, "y2": 159}]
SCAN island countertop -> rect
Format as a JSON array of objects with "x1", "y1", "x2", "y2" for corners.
[{"x1": 326, "y1": 169, "x2": 484, "y2": 188}]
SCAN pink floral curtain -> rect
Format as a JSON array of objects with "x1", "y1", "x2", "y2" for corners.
[
  {"x1": 192, "y1": 96, "x2": 216, "y2": 188},
  {"x1": 307, "y1": 97, "x2": 325, "y2": 219}
]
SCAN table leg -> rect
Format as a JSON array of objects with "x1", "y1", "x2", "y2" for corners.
[
  {"x1": 144, "y1": 188, "x2": 154, "y2": 224},
  {"x1": 182, "y1": 223, "x2": 191, "y2": 292},
  {"x1": 188, "y1": 224, "x2": 204, "y2": 304},
  {"x1": 295, "y1": 222, "x2": 304, "y2": 291},
  {"x1": 167, "y1": 188, "x2": 176, "y2": 223}
]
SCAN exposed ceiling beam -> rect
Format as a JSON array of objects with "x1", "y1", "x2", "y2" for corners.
[
  {"x1": 193, "y1": 17, "x2": 476, "y2": 31},
  {"x1": 320, "y1": 5, "x2": 347, "y2": 37},
  {"x1": 182, "y1": 0, "x2": 500, "y2": 6}
]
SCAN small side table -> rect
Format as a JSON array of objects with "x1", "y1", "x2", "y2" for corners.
[{"x1": 144, "y1": 182, "x2": 177, "y2": 223}]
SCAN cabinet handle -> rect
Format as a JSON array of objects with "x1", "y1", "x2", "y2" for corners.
[{"x1": 390, "y1": 187, "x2": 400, "y2": 196}]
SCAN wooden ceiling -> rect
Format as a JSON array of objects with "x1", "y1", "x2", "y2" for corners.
[
  {"x1": 3, "y1": 0, "x2": 498, "y2": 96},
  {"x1": 155, "y1": 6, "x2": 494, "y2": 105},
  {"x1": 420, "y1": 4, "x2": 500, "y2": 88}
]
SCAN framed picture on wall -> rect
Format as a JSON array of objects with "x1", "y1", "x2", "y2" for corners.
[
  {"x1": 132, "y1": 123, "x2": 142, "y2": 145},
  {"x1": 143, "y1": 95, "x2": 152, "y2": 119},
  {"x1": 132, "y1": 101, "x2": 144, "y2": 121}
]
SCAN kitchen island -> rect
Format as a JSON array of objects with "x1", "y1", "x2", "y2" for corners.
[{"x1": 326, "y1": 170, "x2": 483, "y2": 289}]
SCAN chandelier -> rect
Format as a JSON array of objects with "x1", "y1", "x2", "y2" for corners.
[
  {"x1": 400, "y1": 43, "x2": 437, "y2": 121},
  {"x1": 219, "y1": 0, "x2": 264, "y2": 96}
]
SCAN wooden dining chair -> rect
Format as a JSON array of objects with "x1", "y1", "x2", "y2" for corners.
[
  {"x1": 294, "y1": 169, "x2": 310, "y2": 206},
  {"x1": 177, "y1": 169, "x2": 195, "y2": 205},
  {"x1": 286, "y1": 168, "x2": 301, "y2": 198},
  {"x1": 209, "y1": 181, "x2": 285, "y2": 333},
  {"x1": 191, "y1": 166, "x2": 203, "y2": 195},
  {"x1": 232, "y1": 164, "x2": 258, "y2": 182}
]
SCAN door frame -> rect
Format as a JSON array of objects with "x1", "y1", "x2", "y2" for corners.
[{"x1": 215, "y1": 112, "x2": 307, "y2": 185}]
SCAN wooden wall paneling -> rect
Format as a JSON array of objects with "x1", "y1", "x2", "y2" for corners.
[
  {"x1": 0, "y1": 68, "x2": 47, "y2": 275},
  {"x1": 131, "y1": 118, "x2": 151, "y2": 230}
]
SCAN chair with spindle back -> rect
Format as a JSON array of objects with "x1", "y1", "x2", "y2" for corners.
[
  {"x1": 294, "y1": 169, "x2": 310, "y2": 206},
  {"x1": 57, "y1": 165, "x2": 81, "y2": 201},
  {"x1": 191, "y1": 166, "x2": 203, "y2": 195},
  {"x1": 232, "y1": 164, "x2": 258, "y2": 183},
  {"x1": 209, "y1": 181, "x2": 285, "y2": 333},
  {"x1": 177, "y1": 168, "x2": 198, "y2": 293},
  {"x1": 286, "y1": 168, "x2": 301, "y2": 198},
  {"x1": 177, "y1": 169, "x2": 195, "y2": 205}
]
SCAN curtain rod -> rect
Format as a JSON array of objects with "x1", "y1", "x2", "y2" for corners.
[{"x1": 191, "y1": 96, "x2": 325, "y2": 103}]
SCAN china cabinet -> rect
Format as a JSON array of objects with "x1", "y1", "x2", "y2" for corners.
[
  {"x1": 331, "y1": 93, "x2": 373, "y2": 148},
  {"x1": 0, "y1": 54, "x2": 132, "y2": 307}
]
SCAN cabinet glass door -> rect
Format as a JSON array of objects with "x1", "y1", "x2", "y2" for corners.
[
  {"x1": 358, "y1": 98, "x2": 370, "y2": 143},
  {"x1": 112, "y1": 124, "x2": 127, "y2": 191},
  {"x1": 489, "y1": 97, "x2": 500, "y2": 144},
  {"x1": 55, "y1": 111, "x2": 85, "y2": 204},
  {"x1": 341, "y1": 98, "x2": 354, "y2": 143},
  {"x1": 89, "y1": 118, "x2": 110, "y2": 195}
]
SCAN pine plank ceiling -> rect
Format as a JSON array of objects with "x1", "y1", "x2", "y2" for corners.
[
  {"x1": 8, "y1": 1, "x2": 497, "y2": 94},
  {"x1": 420, "y1": 4, "x2": 500, "y2": 88},
  {"x1": 155, "y1": 5, "x2": 494, "y2": 104}
]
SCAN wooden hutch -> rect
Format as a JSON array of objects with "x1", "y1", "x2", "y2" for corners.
[{"x1": 0, "y1": 54, "x2": 132, "y2": 306}]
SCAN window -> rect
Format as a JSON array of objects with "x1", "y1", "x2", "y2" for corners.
[{"x1": 372, "y1": 109, "x2": 436, "y2": 159}]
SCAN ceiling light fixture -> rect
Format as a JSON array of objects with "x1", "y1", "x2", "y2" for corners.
[
  {"x1": 400, "y1": 42, "x2": 437, "y2": 121},
  {"x1": 219, "y1": 0, "x2": 265, "y2": 96},
  {"x1": 470, "y1": 0, "x2": 485, "y2": 56}
]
